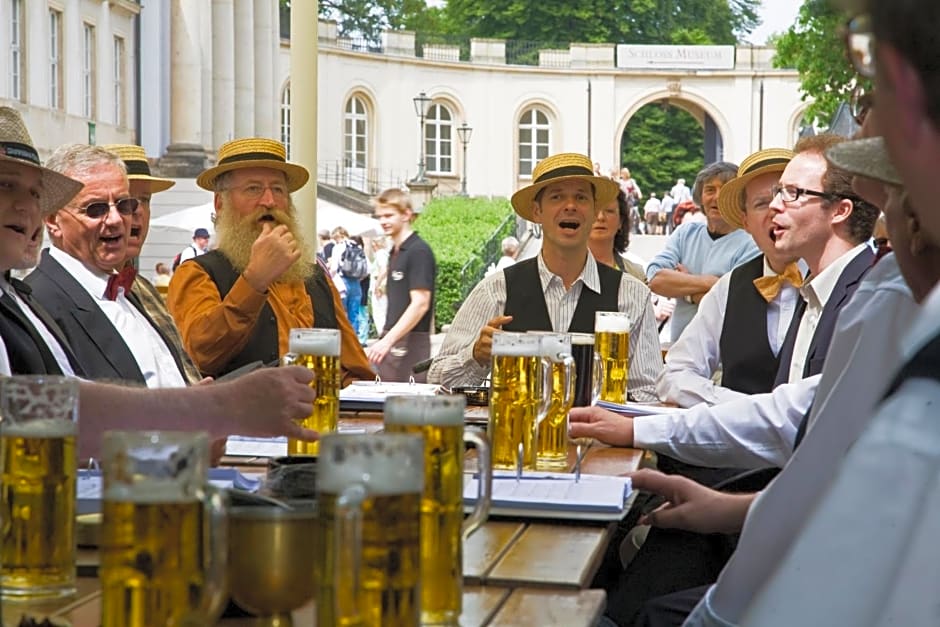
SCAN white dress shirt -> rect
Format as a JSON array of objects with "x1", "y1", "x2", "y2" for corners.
[
  {"x1": 49, "y1": 247, "x2": 186, "y2": 388},
  {"x1": 657, "y1": 256, "x2": 800, "y2": 407},
  {"x1": 0, "y1": 276, "x2": 75, "y2": 376},
  {"x1": 0, "y1": 335, "x2": 10, "y2": 375},
  {"x1": 427, "y1": 252, "x2": 663, "y2": 402},
  {"x1": 636, "y1": 245, "x2": 870, "y2": 469},
  {"x1": 681, "y1": 254, "x2": 920, "y2": 626}
]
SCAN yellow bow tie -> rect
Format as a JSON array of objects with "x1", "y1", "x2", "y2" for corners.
[{"x1": 753, "y1": 263, "x2": 804, "y2": 303}]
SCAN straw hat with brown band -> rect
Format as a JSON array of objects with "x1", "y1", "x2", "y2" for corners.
[
  {"x1": 825, "y1": 137, "x2": 901, "y2": 187},
  {"x1": 717, "y1": 148, "x2": 795, "y2": 230},
  {"x1": 0, "y1": 107, "x2": 83, "y2": 214},
  {"x1": 510, "y1": 153, "x2": 621, "y2": 222},
  {"x1": 196, "y1": 137, "x2": 310, "y2": 192},
  {"x1": 102, "y1": 144, "x2": 175, "y2": 193}
]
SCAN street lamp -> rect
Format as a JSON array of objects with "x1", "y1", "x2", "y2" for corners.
[
  {"x1": 456, "y1": 122, "x2": 473, "y2": 196},
  {"x1": 411, "y1": 91, "x2": 432, "y2": 183}
]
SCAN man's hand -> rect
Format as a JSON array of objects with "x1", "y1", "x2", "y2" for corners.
[
  {"x1": 243, "y1": 222, "x2": 301, "y2": 292},
  {"x1": 568, "y1": 406, "x2": 635, "y2": 447},
  {"x1": 223, "y1": 366, "x2": 318, "y2": 441},
  {"x1": 366, "y1": 337, "x2": 392, "y2": 364},
  {"x1": 472, "y1": 315, "x2": 513, "y2": 366},
  {"x1": 630, "y1": 468, "x2": 754, "y2": 535}
]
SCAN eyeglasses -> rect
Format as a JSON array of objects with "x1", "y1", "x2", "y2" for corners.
[
  {"x1": 850, "y1": 85, "x2": 874, "y2": 126},
  {"x1": 771, "y1": 184, "x2": 837, "y2": 204},
  {"x1": 843, "y1": 14, "x2": 875, "y2": 78},
  {"x1": 73, "y1": 197, "x2": 139, "y2": 219},
  {"x1": 226, "y1": 183, "x2": 289, "y2": 200}
]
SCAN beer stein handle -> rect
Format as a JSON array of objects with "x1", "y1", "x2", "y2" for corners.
[
  {"x1": 281, "y1": 352, "x2": 298, "y2": 367},
  {"x1": 462, "y1": 428, "x2": 492, "y2": 540},
  {"x1": 535, "y1": 356, "x2": 553, "y2": 426},
  {"x1": 334, "y1": 483, "x2": 367, "y2": 624},
  {"x1": 590, "y1": 353, "x2": 604, "y2": 405},
  {"x1": 199, "y1": 486, "x2": 230, "y2": 622},
  {"x1": 559, "y1": 353, "x2": 576, "y2": 407}
]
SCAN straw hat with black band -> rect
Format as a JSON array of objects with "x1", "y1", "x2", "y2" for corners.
[
  {"x1": 196, "y1": 137, "x2": 309, "y2": 192},
  {"x1": 103, "y1": 144, "x2": 175, "y2": 193},
  {"x1": 510, "y1": 153, "x2": 620, "y2": 221},
  {"x1": 825, "y1": 137, "x2": 901, "y2": 186},
  {"x1": 717, "y1": 148, "x2": 795, "y2": 229},
  {"x1": 0, "y1": 107, "x2": 83, "y2": 214}
]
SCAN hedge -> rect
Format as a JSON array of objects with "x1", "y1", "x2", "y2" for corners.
[{"x1": 414, "y1": 196, "x2": 516, "y2": 330}]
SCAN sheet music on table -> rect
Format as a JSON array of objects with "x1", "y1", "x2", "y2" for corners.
[{"x1": 463, "y1": 471, "x2": 632, "y2": 515}]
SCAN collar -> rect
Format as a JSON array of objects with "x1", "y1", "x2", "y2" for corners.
[
  {"x1": 800, "y1": 243, "x2": 868, "y2": 309},
  {"x1": 903, "y1": 279, "x2": 940, "y2": 362},
  {"x1": 48, "y1": 246, "x2": 114, "y2": 301},
  {"x1": 535, "y1": 251, "x2": 601, "y2": 294},
  {"x1": 762, "y1": 256, "x2": 809, "y2": 278},
  {"x1": 395, "y1": 231, "x2": 418, "y2": 251}
]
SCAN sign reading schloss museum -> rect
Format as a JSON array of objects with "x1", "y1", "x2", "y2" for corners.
[{"x1": 616, "y1": 45, "x2": 735, "y2": 70}]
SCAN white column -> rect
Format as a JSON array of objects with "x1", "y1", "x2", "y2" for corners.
[
  {"x1": 97, "y1": 0, "x2": 113, "y2": 127},
  {"x1": 212, "y1": 0, "x2": 236, "y2": 149},
  {"x1": 199, "y1": 0, "x2": 213, "y2": 151},
  {"x1": 26, "y1": 0, "x2": 48, "y2": 106},
  {"x1": 291, "y1": 0, "x2": 318, "y2": 244},
  {"x1": 252, "y1": 0, "x2": 275, "y2": 138},
  {"x1": 139, "y1": 0, "x2": 171, "y2": 157},
  {"x1": 233, "y1": 0, "x2": 255, "y2": 137},
  {"x1": 64, "y1": 0, "x2": 82, "y2": 115}
]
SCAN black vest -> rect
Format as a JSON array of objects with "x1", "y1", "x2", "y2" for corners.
[
  {"x1": 502, "y1": 257, "x2": 621, "y2": 333},
  {"x1": 719, "y1": 255, "x2": 780, "y2": 395},
  {"x1": 883, "y1": 332, "x2": 940, "y2": 398},
  {"x1": 192, "y1": 252, "x2": 339, "y2": 376}
]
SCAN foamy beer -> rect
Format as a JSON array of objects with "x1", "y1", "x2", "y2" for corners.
[
  {"x1": 384, "y1": 395, "x2": 492, "y2": 624},
  {"x1": 571, "y1": 333, "x2": 604, "y2": 407},
  {"x1": 316, "y1": 433, "x2": 424, "y2": 627},
  {"x1": 0, "y1": 376, "x2": 78, "y2": 599},
  {"x1": 489, "y1": 332, "x2": 551, "y2": 470},
  {"x1": 283, "y1": 327, "x2": 341, "y2": 456},
  {"x1": 100, "y1": 431, "x2": 227, "y2": 627},
  {"x1": 530, "y1": 333, "x2": 576, "y2": 470},
  {"x1": 595, "y1": 311, "x2": 631, "y2": 403}
]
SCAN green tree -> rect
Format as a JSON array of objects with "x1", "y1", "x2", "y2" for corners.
[
  {"x1": 621, "y1": 104, "x2": 704, "y2": 202},
  {"x1": 772, "y1": 0, "x2": 867, "y2": 124}
]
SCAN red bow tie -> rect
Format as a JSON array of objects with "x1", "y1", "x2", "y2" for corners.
[{"x1": 105, "y1": 267, "x2": 137, "y2": 300}]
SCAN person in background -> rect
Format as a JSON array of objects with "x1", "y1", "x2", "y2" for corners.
[
  {"x1": 660, "y1": 191, "x2": 675, "y2": 235},
  {"x1": 646, "y1": 162, "x2": 759, "y2": 342},
  {"x1": 368, "y1": 235, "x2": 390, "y2": 335},
  {"x1": 670, "y1": 177, "x2": 692, "y2": 204},
  {"x1": 317, "y1": 228, "x2": 332, "y2": 263},
  {"x1": 328, "y1": 226, "x2": 363, "y2": 330},
  {"x1": 644, "y1": 193, "x2": 662, "y2": 235},
  {"x1": 495, "y1": 236, "x2": 520, "y2": 271},
  {"x1": 154, "y1": 263, "x2": 172, "y2": 288},
  {"x1": 177, "y1": 227, "x2": 210, "y2": 267},
  {"x1": 589, "y1": 189, "x2": 648, "y2": 284},
  {"x1": 351, "y1": 234, "x2": 370, "y2": 344}
]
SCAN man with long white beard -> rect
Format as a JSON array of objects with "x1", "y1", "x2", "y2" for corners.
[{"x1": 167, "y1": 138, "x2": 372, "y2": 383}]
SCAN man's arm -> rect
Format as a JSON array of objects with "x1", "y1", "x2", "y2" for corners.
[
  {"x1": 648, "y1": 266, "x2": 720, "y2": 300},
  {"x1": 656, "y1": 273, "x2": 747, "y2": 407},
  {"x1": 366, "y1": 288, "x2": 430, "y2": 364},
  {"x1": 427, "y1": 273, "x2": 505, "y2": 388},
  {"x1": 619, "y1": 277, "x2": 664, "y2": 402},
  {"x1": 77, "y1": 366, "x2": 317, "y2": 459}
]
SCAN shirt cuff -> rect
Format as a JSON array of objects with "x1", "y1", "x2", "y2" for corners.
[
  {"x1": 683, "y1": 585, "x2": 737, "y2": 627},
  {"x1": 631, "y1": 413, "x2": 676, "y2": 450}
]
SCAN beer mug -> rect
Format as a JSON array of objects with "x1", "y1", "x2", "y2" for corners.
[
  {"x1": 99, "y1": 431, "x2": 227, "y2": 627},
  {"x1": 316, "y1": 433, "x2": 424, "y2": 627},
  {"x1": 384, "y1": 395, "x2": 492, "y2": 625},
  {"x1": 530, "y1": 333, "x2": 576, "y2": 470},
  {"x1": 488, "y1": 332, "x2": 552, "y2": 470},
  {"x1": 571, "y1": 333, "x2": 604, "y2": 407},
  {"x1": 595, "y1": 311, "x2": 631, "y2": 403},
  {"x1": 0, "y1": 376, "x2": 79, "y2": 599},
  {"x1": 282, "y1": 327, "x2": 342, "y2": 456}
]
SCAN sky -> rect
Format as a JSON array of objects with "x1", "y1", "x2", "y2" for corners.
[{"x1": 748, "y1": 1, "x2": 803, "y2": 45}]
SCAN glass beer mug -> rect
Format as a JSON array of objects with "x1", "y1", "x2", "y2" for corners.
[
  {"x1": 0, "y1": 376, "x2": 79, "y2": 599},
  {"x1": 316, "y1": 433, "x2": 424, "y2": 627},
  {"x1": 489, "y1": 331, "x2": 552, "y2": 470},
  {"x1": 529, "y1": 333, "x2": 576, "y2": 470},
  {"x1": 384, "y1": 395, "x2": 493, "y2": 625},
  {"x1": 99, "y1": 431, "x2": 228, "y2": 627},
  {"x1": 595, "y1": 311, "x2": 631, "y2": 403},
  {"x1": 570, "y1": 333, "x2": 604, "y2": 408},
  {"x1": 282, "y1": 327, "x2": 342, "y2": 456}
]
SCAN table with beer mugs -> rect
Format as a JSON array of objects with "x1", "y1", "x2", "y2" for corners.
[{"x1": 0, "y1": 317, "x2": 647, "y2": 627}]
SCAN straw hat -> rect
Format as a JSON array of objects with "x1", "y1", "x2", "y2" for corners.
[
  {"x1": 825, "y1": 137, "x2": 901, "y2": 186},
  {"x1": 717, "y1": 148, "x2": 795, "y2": 229},
  {"x1": 510, "y1": 153, "x2": 620, "y2": 221},
  {"x1": 196, "y1": 137, "x2": 309, "y2": 192},
  {"x1": 0, "y1": 107, "x2": 83, "y2": 213},
  {"x1": 103, "y1": 144, "x2": 175, "y2": 193}
]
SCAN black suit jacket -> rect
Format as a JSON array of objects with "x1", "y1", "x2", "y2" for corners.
[
  {"x1": 26, "y1": 250, "x2": 179, "y2": 385},
  {"x1": 774, "y1": 246, "x2": 875, "y2": 387},
  {"x1": 0, "y1": 277, "x2": 84, "y2": 376}
]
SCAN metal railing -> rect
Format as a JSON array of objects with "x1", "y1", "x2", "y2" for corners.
[
  {"x1": 317, "y1": 161, "x2": 412, "y2": 196},
  {"x1": 458, "y1": 212, "x2": 517, "y2": 300},
  {"x1": 336, "y1": 36, "x2": 384, "y2": 54}
]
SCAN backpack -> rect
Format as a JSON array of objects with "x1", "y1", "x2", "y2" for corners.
[
  {"x1": 339, "y1": 241, "x2": 369, "y2": 279},
  {"x1": 172, "y1": 245, "x2": 196, "y2": 271}
]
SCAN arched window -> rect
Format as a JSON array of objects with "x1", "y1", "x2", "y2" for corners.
[
  {"x1": 518, "y1": 108, "x2": 551, "y2": 177},
  {"x1": 280, "y1": 83, "x2": 291, "y2": 156},
  {"x1": 425, "y1": 103, "x2": 453, "y2": 175},
  {"x1": 344, "y1": 95, "x2": 368, "y2": 169}
]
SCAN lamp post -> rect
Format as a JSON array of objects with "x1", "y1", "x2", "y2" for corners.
[
  {"x1": 456, "y1": 122, "x2": 473, "y2": 196},
  {"x1": 411, "y1": 91, "x2": 432, "y2": 183}
]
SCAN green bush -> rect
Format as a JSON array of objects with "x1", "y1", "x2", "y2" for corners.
[{"x1": 415, "y1": 196, "x2": 517, "y2": 330}]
